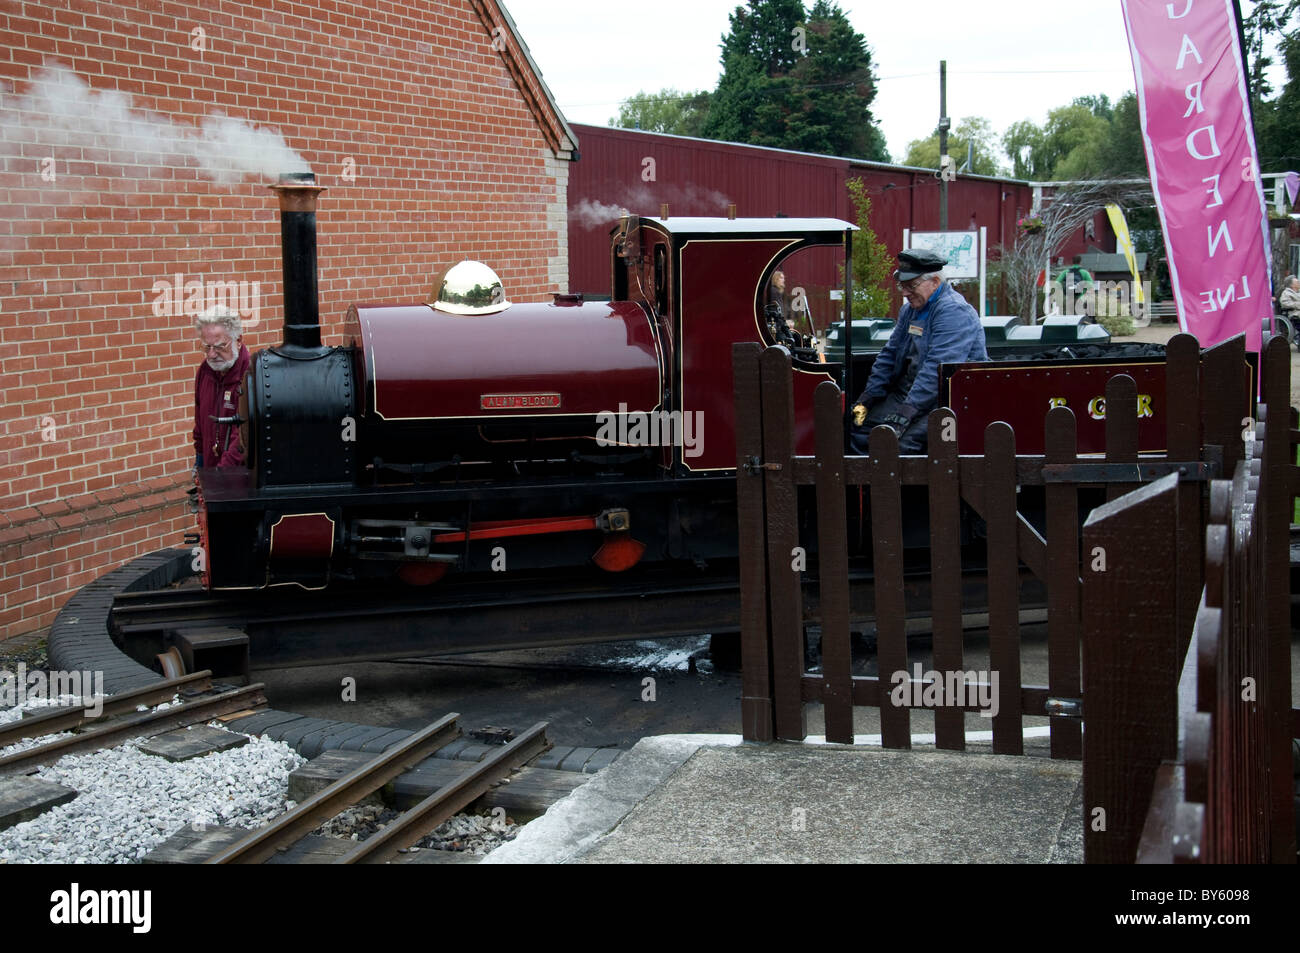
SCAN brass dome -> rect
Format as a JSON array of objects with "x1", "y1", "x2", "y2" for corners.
[{"x1": 430, "y1": 260, "x2": 509, "y2": 315}]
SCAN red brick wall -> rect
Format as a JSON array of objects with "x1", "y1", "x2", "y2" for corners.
[{"x1": 0, "y1": 0, "x2": 573, "y2": 639}]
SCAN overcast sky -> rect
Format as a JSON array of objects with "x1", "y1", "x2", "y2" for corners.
[{"x1": 503, "y1": 0, "x2": 1285, "y2": 167}]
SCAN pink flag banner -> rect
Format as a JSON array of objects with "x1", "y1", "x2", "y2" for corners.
[{"x1": 1121, "y1": 0, "x2": 1272, "y2": 353}]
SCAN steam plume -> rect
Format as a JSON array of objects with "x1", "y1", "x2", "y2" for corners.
[{"x1": 0, "y1": 64, "x2": 310, "y2": 183}]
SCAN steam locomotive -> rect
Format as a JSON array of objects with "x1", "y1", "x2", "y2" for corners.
[{"x1": 197, "y1": 172, "x2": 1167, "y2": 590}]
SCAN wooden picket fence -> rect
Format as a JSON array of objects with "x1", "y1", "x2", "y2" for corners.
[
  {"x1": 732, "y1": 332, "x2": 1296, "y2": 863},
  {"x1": 1127, "y1": 338, "x2": 1297, "y2": 863}
]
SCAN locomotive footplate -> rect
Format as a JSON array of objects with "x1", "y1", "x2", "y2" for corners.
[{"x1": 197, "y1": 465, "x2": 734, "y2": 590}]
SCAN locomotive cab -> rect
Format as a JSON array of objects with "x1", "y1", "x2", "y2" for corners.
[{"x1": 610, "y1": 215, "x2": 858, "y2": 472}]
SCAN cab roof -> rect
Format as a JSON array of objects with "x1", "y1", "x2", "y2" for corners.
[{"x1": 638, "y1": 216, "x2": 857, "y2": 236}]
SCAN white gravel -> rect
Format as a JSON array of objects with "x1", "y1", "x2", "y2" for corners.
[
  {"x1": 0, "y1": 693, "x2": 87, "y2": 726},
  {"x1": 0, "y1": 692, "x2": 306, "y2": 864}
]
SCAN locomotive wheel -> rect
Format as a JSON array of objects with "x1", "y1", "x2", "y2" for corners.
[{"x1": 156, "y1": 646, "x2": 186, "y2": 679}]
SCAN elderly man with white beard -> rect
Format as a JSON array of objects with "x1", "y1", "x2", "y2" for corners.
[{"x1": 193, "y1": 305, "x2": 250, "y2": 469}]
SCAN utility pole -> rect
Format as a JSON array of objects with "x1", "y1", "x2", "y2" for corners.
[{"x1": 938, "y1": 60, "x2": 949, "y2": 230}]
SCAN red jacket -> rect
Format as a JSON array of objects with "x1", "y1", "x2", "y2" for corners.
[{"x1": 193, "y1": 344, "x2": 250, "y2": 467}]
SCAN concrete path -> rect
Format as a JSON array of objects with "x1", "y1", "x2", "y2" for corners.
[{"x1": 485, "y1": 733, "x2": 1083, "y2": 864}]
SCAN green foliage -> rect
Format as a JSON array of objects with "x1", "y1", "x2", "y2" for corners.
[
  {"x1": 844, "y1": 177, "x2": 893, "y2": 317},
  {"x1": 1097, "y1": 312, "x2": 1135, "y2": 337},
  {"x1": 1248, "y1": 0, "x2": 1300, "y2": 169},
  {"x1": 701, "y1": 0, "x2": 889, "y2": 161},
  {"x1": 902, "y1": 116, "x2": 1004, "y2": 176},
  {"x1": 1003, "y1": 91, "x2": 1147, "y2": 180},
  {"x1": 1072, "y1": 94, "x2": 1114, "y2": 122},
  {"x1": 610, "y1": 89, "x2": 713, "y2": 137},
  {"x1": 1106, "y1": 92, "x2": 1147, "y2": 177}
]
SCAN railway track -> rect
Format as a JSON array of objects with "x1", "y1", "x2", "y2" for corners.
[
  {"x1": 204, "y1": 716, "x2": 549, "y2": 864},
  {"x1": 0, "y1": 674, "x2": 266, "y2": 777},
  {"x1": 0, "y1": 669, "x2": 560, "y2": 864}
]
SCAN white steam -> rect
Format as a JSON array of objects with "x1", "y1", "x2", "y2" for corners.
[
  {"x1": 570, "y1": 183, "x2": 732, "y2": 229},
  {"x1": 0, "y1": 64, "x2": 310, "y2": 183},
  {"x1": 571, "y1": 199, "x2": 629, "y2": 229}
]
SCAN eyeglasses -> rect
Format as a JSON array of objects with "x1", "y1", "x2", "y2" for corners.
[
  {"x1": 897, "y1": 277, "x2": 928, "y2": 292},
  {"x1": 201, "y1": 340, "x2": 233, "y2": 354}
]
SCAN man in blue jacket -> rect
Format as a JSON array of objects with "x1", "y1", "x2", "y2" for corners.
[{"x1": 850, "y1": 249, "x2": 987, "y2": 454}]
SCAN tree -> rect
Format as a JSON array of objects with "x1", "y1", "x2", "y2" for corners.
[
  {"x1": 1105, "y1": 91, "x2": 1147, "y2": 178},
  {"x1": 1246, "y1": 0, "x2": 1300, "y2": 168},
  {"x1": 902, "y1": 116, "x2": 1004, "y2": 176},
  {"x1": 844, "y1": 177, "x2": 892, "y2": 317},
  {"x1": 610, "y1": 89, "x2": 712, "y2": 137},
  {"x1": 1243, "y1": 0, "x2": 1297, "y2": 100},
  {"x1": 702, "y1": 0, "x2": 889, "y2": 161},
  {"x1": 1003, "y1": 98, "x2": 1127, "y2": 180}
]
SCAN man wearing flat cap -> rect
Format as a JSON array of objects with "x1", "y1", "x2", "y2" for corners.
[{"x1": 850, "y1": 249, "x2": 987, "y2": 454}]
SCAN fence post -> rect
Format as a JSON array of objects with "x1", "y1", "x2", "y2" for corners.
[
  {"x1": 984, "y1": 421, "x2": 1022, "y2": 755},
  {"x1": 759, "y1": 347, "x2": 807, "y2": 741},
  {"x1": 928, "y1": 408, "x2": 964, "y2": 751},
  {"x1": 1044, "y1": 406, "x2": 1081, "y2": 760},
  {"x1": 1165, "y1": 334, "x2": 1202, "y2": 656},
  {"x1": 733, "y1": 342, "x2": 774, "y2": 742},
  {"x1": 870, "y1": 426, "x2": 909, "y2": 749},
  {"x1": 1081, "y1": 472, "x2": 1180, "y2": 863},
  {"x1": 1258, "y1": 335, "x2": 1296, "y2": 863},
  {"x1": 1104, "y1": 374, "x2": 1139, "y2": 503},
  {"x1": 1200, "y1": 334, "x2": 1247, "y2": 475},
  {"x1": 814, "y1": 381, "x2": 853, "y2": 744}
]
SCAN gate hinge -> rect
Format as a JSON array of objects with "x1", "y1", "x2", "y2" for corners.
[{"x1": 743, "y1": 455, "x2": 783, "y2": 475}]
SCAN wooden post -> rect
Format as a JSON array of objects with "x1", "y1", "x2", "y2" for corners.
[
  {"x1": 928, "y1": 409, "x2": 964, "y2": 751},
  {"x1": 1044, "y1": 406, "x2": 1081, "y2": 760},
  {"x1": 813, "y1": 382, "x2": 853, "y2": 744},
  {"x1": 1081, "y1": 473, "x2": 1179, "y2": 863},
  {"x1": 1258, "y1": 336, "x2": 1296, "y2": 863},
  {"x1": 733, "y1": 343, "x2": 773, "y2": 742},
  {"x1": 759, "y1": 347, "x2": 807, "y2": 741},
  {"x1": 1104, "y1": 374, "x2": 1138, "y2": 503},
  {"x1": 984, "y1": 422, "x2": 1022, "y2": 755},
  {"x1": 1165, "y1": 334, "x2": 1202, "y2": 657},
  {"x1": 870, "y1": 426, "x2": 909, "y2": 749},
  {"x1": 1200, "y1": 334, "x2": 1247, "y2": 476}
]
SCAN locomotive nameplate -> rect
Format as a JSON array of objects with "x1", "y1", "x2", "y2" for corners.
[{"x1": 480, "y1": 393, "x2": 562, "y2": 410}]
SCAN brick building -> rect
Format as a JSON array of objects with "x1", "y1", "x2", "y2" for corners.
[{"x1": 0, "y1": 0, "x2": 576, "y2": 639}]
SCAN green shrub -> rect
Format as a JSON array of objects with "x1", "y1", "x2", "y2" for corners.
[{"x1": 1098, "y1": 312, "x2": 1135, "y2": 337}]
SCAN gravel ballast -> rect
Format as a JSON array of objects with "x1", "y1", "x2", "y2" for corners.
[{"x1": 0, "y1": 691, "x2": 306, "y2": 864}]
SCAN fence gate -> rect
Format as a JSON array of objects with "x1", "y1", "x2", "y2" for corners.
[{"x1": 732, "y1": 334, "x2": 1296, "y2": 863}]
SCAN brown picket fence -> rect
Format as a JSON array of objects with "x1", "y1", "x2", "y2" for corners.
[
  {"x1": 732, "y1": 332, "x2": 1296, "y2": 864},
  {"x1": 1129, "y1": 338, "x2": 1297, "y2": 864}
]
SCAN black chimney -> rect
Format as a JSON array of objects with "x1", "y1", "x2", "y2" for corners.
[{"x1": 268, "y1": 171, "x2": 326, "y2": 356}]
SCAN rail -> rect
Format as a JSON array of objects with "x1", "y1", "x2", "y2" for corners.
[
  {"x1": 205, "y1": 715, "x2": 550, "y2": 864},
  {"x1": 0, "y1": 681, "x2": 268, "y2": 776}
]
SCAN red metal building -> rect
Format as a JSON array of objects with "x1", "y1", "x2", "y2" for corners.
[{"x1": 566, "y1": 123, "x2": 1110, "y2": 308}]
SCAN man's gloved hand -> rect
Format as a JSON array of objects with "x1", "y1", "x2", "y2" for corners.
[{"x1": 851, "y1": 403, "x2": 868, "y2": 427}]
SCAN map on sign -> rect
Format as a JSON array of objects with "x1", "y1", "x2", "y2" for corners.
[{"x1": 908, "y1": 230, "x2": 980, "y2": 279}]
